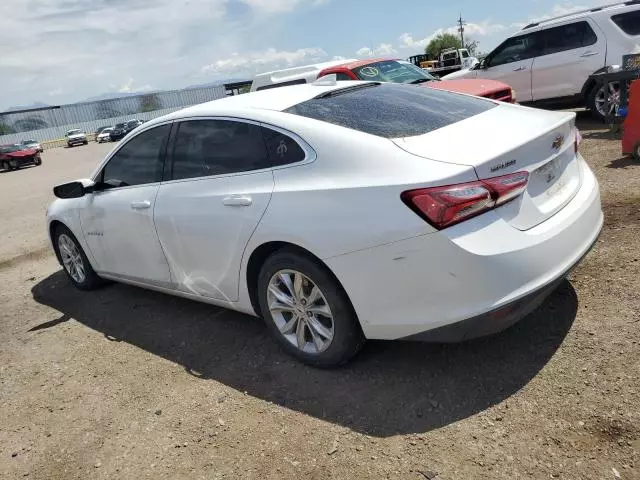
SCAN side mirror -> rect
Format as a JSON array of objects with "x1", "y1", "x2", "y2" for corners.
[{"x1": 53, "y1": 180, "x2": 94, "y2": 199}]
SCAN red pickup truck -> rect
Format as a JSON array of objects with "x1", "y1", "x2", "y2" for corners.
[{"x1": 318, "y1": 58, "x2": 515, "y2": 103}]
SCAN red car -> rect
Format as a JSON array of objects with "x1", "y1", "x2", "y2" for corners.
[
  {"x1": 318, "y1": 58, "x2": 515, "y2": 103},
  {"x1": 0, "y1": 144, "x2": 42, "y2": 171}
]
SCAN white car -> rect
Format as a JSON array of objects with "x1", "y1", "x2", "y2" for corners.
[
  {"x1": 65, "y1": 129, "x2": 88, "y2": 147},
  {"x1": 47, "y1": 81, "x2": 603, "y2": 366},
  {"x1": 444, "y1": 2, "x2": 640, "y2": 119},
  {"x1": 96, "y1": 128, "x2": 113, "y2": 143}
]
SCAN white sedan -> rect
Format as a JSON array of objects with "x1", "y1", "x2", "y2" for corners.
[
  {"x1": 96, "y1": 128, "x2": 113, "y2": 143},
  {"x1": 47, "y1": 80, "x2": 603, "y2": 366}
]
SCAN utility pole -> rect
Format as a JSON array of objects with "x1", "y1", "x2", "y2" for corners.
[{"x1": 458, "y1": 13, "x2": 466, "y2": 48}]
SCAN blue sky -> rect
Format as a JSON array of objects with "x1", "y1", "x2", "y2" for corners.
[{"x1": 0, "y1": 0, "x2": 602, "y2": 109}]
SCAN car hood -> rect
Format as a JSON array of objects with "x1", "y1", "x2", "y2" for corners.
[
  {"x1": 426, "y1": 78, "x2": 509, "y2": 96},
  {"x1": 5, "y1": 148, "x2": 37, "y2": 157},
  {"x1": 67, "y1": 134, "x2": 85, "y2": 139},
  {"x1": 441, "y1": 68, "x2": 473, "y2": 80}
]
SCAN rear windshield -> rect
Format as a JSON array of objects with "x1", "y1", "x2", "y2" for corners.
[{"x1": 284, "y1": 83, "x2": 496, "y2": 138}]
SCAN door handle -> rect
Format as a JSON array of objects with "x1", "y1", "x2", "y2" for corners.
[
  {"x1": 580, "y1": 51, "x2": 598, "y2": 57},
  {"x1": 222, "y1": 196, "x2": 252, "y2": 207},
  {"x1": 513, "y1": 66, "x2": 527, "y2": 72},
  {"x1": 130, "y1": 201, "x2": 151, "y2": 210}
]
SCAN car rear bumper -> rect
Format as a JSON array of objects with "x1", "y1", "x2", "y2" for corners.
[
  {"x1": 401, "y1": 229, "x2": 598, "y2": 342},
  {"x1": 325, "y1": 156, "x2": 603, "y2": 341}
]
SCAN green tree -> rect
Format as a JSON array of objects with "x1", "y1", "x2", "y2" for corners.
[
  {"x1": 139, "y1": 93, "x2": 161, "y2": 113},
  {"x1": 0, "y1": 122, "x2": 16, "y2": 135},
  {"x1": 425, "y1": 32, "x2": 462, "y2": 59}
]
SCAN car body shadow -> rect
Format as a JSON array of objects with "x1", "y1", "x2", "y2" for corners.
[
  {"x1": 607, "y1": 156, "x2": 638, "y2": 169},
  {"x1": 31, "y1": 271, "x2": 578, "y2": 437}
]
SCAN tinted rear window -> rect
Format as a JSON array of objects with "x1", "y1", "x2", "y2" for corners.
[
  {"x1": 611, "y1": 10, "x2": 640, "y2": 36},
  {"x1": 284, "y1": 83, "x2": 496, "y2": 138}
]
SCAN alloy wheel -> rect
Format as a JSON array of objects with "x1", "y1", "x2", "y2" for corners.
[
  {"x1": 58, "y1": 234, "x2": 86, "y2": 283},
  {"x1": 267, "y1": 270, "x2": 335, "y2": 354},
  {"x1": 594, "y1": 82, "x2": 620, "y2": 118}
]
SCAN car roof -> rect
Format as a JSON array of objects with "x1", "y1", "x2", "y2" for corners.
[
  {"x1": 335, "y1": 58, "x2": 400, "y2": 70},
  {"x1": 253, "y1": 59, "x2": 359, "y2": 79},
  {"x1": 144, "y1": 81, "x2": 376, "y2": 126}
]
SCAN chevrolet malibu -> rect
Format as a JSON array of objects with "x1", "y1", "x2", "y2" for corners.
[{"x1": 47, "y1": 81, "x2": 603, "y2": 367}]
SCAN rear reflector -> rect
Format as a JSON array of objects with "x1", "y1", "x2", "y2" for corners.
[
  {"x1": 575, "y1": 129, "x2": 582, "y2": 154},
  {"x1": 402, "y1": 171, "x2": 529, "y2": 230}
]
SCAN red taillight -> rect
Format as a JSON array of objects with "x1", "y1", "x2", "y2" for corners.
[
  {"x1": 401, "y1": 171, "x2": 529, "y2": 230},
  {"x1": 575, "y1": 129, "x2": 582, "y2": 154}
]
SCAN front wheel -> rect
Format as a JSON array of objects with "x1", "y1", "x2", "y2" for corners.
[
  {"x1": 257, "y1": 249, "x2": 364, "y2": 367},
  {"x1": 634, "y1": 143, "x2": 640, "y2": 162},
  {"x1": 35, "y1": 156, "x2": 42, "y2": 166},
  {"x1": 54, "y1": 225, "x2": 105, "y2": 291},
  {"x1": 1, "y1": 161, "x2": 9, "y2": 171}
]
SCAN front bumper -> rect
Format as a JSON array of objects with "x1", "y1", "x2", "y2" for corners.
[{"x1": 325, "y1": 157, "x2": 603, "y2": 341}]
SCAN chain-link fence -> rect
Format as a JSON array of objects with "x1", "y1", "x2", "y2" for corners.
[{"x1": 0, "y1": 83, "x2": 249, "y2": 149}]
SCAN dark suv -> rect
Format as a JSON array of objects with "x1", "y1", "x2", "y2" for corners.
[{"x1": 109, "y1": 120, "x2": 143, "y2": 141}]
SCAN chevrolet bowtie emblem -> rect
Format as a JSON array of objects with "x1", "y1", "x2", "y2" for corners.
[{"x1": 552, "y1": 135, "x2": 564, "y2": 151}]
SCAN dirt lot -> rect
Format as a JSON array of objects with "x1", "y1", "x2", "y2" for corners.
[{"x1": 1, "y1": 116, "x2": 639, "y2": 480}]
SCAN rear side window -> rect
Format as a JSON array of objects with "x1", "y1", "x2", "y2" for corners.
[
  {"x1": 170, "y1": 120, "x2": 269, "y2": 180},
  {"x1": 611, "y1": 10, "x2": 640, "y2": 36},
  {"x1": 101, "y1": 124, "x2": 170, "y2": 188},
  {"x1": 261, "y1": 127, "x2": 306, "y2": 166},
  {"x1": 284, "y1": 83, "x2": 496, "y2": 139},
  {"x1": 539, "y1": 21, "x2": 598, "y2": 55},
  {"x1": 335, "y1": 73, "x2": 353, "y2": 81},
  {"x1": 256, "y1": 79, "x2": 307, "y2": 91}
]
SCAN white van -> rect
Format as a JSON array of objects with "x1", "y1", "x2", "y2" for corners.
[
  {"x1": 250, "y1": 59, "x2": 358, "y2": 92},
  {"x1": 444, "y1": 1, "x2": 640, "y2": 119}
]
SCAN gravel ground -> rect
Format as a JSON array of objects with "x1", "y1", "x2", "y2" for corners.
[{"x1": 0, "y1": 115, "x2": 639, "y2": 480}]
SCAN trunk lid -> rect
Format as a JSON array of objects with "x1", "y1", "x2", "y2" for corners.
[{"x1": 393, "y1": 104, "x2": 581, "y2": 231}]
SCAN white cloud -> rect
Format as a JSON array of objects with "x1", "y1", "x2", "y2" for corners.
[
  {"x1": 202, "y1": 47, "x2": 328, "y2": 74},
  {"x1": 239, "y1": 0, "x2": 329, "y2": 13},
  {"x1": 117, "y1": 79, "x2": 153, "y2": 94},
  {"x1": 399, "y1": 20, "x2": 506, "y2": 51},
  {"x1": 512, "y1": 2, "x2": 601, "y2": 28},
  {"x1": 355, "y1": 43, "x2": 397, "y2": 57}
]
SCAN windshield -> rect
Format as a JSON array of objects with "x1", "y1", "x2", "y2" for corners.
[
  {"x1": 22, "y1": 140, "x2": 36, "y2": 144},
  {"x1": 115, "y1": 123, "x2": 126, "y2": 128},
  {"x1": 67, "y1": 130, "x2": 82, "y2": 135},
  {"x1": 102, "y1": 128, "x2": 113, "y2": 133},
  {"x1": 353, "y1": 60, "x2": 437, "y2": 84},
  {"x1": 0, "y1": 144, "x2": 23, "y2": 153}
]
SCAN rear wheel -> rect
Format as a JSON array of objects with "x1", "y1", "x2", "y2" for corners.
[
  {"x1": 587, "y1": 81, "x2": 620, "y2": 121},
  {"x1": 257, "y1": 249, "x2": 364, "y2": 367},
  {"x1": 1, "y1": 161, "x2": 8, "y2": 171},
  {"x1": 53, "y1": 225, "x2": 104, "y2": 291},
  {"x1": 634, "y1": 143, "x2": 640, "y2": 162}
]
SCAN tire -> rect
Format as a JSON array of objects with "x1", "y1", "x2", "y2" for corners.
[
  {"x1": 257, "y1": 248, "x2": 365, "y2": 367},
  {"x1": 83, "y1": 140, "x2": 88, "y2": 145},
  {"x1": 1, "y1": 161, "x2": 8, "y2": 171},
  {"x1": 35, "y1": 156, "x2": 42, "y2": 166},
  {"x1": 587, "y1": 81, "x2": 620, "y2": 122},
  {"x1": 634, "y1": 143, "x2": 640, "y2": 162},
  {"x1": 67, "y1": 143, "x2": 73, "y2": 148},
  {"x1": 53, "y1": 225, "x2": 105, "y2": 291}
]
